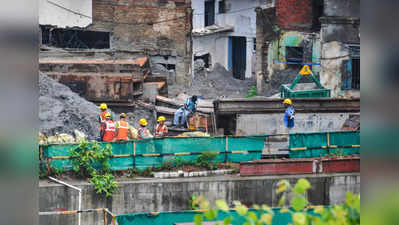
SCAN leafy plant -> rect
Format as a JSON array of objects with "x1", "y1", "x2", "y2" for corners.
[
  {"x1": 195, "y1": 152, "x2": 218, "y2": 170},
  {"x1": 192, "y1": 178, "x2": 360, "y2": 225},
  {"x1": 89, "y1": 171, "x2": 118, "y2": 197},
  {"x1": 69, "y1": 140, "x2": 117, "y2": 197},
  {"x1": 246, "y1": 86, "x2": 257, "y2": 98}
]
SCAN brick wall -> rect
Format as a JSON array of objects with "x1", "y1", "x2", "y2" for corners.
[
  {"x1": 276, "y1": 0, "x2": 313, "y2": 31},
  {"x1": 90, "y1": 0, "x2": 192, "y2": 85}
]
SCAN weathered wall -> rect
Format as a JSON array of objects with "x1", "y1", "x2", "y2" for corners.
[
  {"x1": 90, "y1": 0, "x2": 192, "y2": 86},
  {"x1": 236, "y1": 112, "x2": 357, "y2": 135},
  {"x1": 319, "y1": 0, "x2": 360, "y2": 98},
  {"x1": 275, "y1": 0, "x2": 313, "y2": 32},
  {"x1": 39, "y1": 173, "x2": 360, "y2": 225},
  {"x1": 192, "y1": 0, "x2": 259, "y2": 79},
  {"x1": 319, "y1": 41, "x2": 359, "y2": 98},
  {"x1": 39, "y1": 0, "x2": 92, "y2": 28}
]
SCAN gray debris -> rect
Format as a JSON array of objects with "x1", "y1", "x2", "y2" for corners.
[{"x1": 39, "y1": 72, "x2": 103, "y2": 140}]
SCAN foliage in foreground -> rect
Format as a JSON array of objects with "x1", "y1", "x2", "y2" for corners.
[
  {"x1": 69, "y1": 140, "x2": 117, "y2": 197},
  {"x1": 192, "y1": 178, "x2": 360, "y2": 225}
]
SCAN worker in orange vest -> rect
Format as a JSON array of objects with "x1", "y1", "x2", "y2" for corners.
[
  {"x1": 155, "y1": 116, "x2": 168, "y2": 137},
  {"x1": 101, "y1": 112, "x2": 116, "y2": 142},
  {"x1": 98, "y1": 103, "x2": 113, "y2": 131},
  {"x1": 137, "y1": 118, "x2": 152, "y2": 139},
  {"x1": 115, "y1": 113, "x2": 132, "y2": 141}
]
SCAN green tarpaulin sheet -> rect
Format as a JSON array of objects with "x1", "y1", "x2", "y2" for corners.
[
  {"x1": 289, "y1": 131, "x2": 360, "y2": 158},
  {"x1": 116, "y1": 208, "x2": 296, "y2": 225}
]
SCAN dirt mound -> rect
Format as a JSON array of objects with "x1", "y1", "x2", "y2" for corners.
[
  {"x1": 169, "y1": 63, "x2": 255, "y2": 99},
  {"x1": 39, "y1": 73, "x2": 102, "y2": 140}
]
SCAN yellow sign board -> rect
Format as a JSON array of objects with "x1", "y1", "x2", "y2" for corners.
[{"x1": 299, "y1": 65, "x2": 312, "y2": 75}]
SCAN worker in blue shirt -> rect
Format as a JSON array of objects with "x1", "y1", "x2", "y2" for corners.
[
  {"x1": 173, "y1": 95, "x2": 198, "y2": 127},
  {"x1": 283, "y1": 98, "x2": 295, "y2": 129}
]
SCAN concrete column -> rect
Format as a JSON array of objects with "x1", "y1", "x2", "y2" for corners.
[
  {"x1": 245, "y1": 37, "x2": 253, "y2": 78},
  {"x1": 256, "y1": 72, "x2": 264, "y2": 95}
]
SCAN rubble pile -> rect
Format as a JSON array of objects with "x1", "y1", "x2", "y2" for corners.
[
  {"x1": 169, "y1": 63, "x2": 256, "y2": 99},
  {"x1": 39, "y1": 73, "x2": 157, "y2": 140},
  {"x1": 39, "y1": 73, "x2": 103, "y2": 140}
]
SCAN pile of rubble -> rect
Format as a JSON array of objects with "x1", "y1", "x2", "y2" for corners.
[
  {"x1": 39, "y1": 73, "x2": 156, "y2": 141},
  {"x1": 169, "y1": 63, "x2": 256, "y2": 99}
]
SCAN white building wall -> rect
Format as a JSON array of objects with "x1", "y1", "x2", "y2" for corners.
[
  {"x1": 39, "y1": 0, "x2": 92, "y2": 28},
  {"x1": 193, "y1": 0, "x2": 260, "y2": 79}
]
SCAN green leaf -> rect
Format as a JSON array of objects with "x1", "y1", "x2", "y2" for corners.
[
  {"x1": 216, "y1": 200, "x2": 229, "y2": 212},
  {"x1": 194, "y1": 215, "x2": 203, "y2": 225},
  {"x1": 278, "y1": 195, "x2": 286, "y2": 207},
  {"x1": 292, "y1": 213, "x2": 306, "y2": 225},
  {"x1": 204, "y1": 209, "x2": 218, "y2": 220},
  {"x1": 294, "y1": 179, "x2": 311, "y2": 194},
  {"x1": 224, "y1": 217, "x2": 233, "y2": 225},
  {"x1": 291, "y1": 197, "x2": 308, "y2": 211},
  {"x1": 235, "y1": 204, "x2": 248, "y2": 216},
  {"x1": 260, "y1": 213, "x2": 273, "y2": 225},
  {"x1": 248, "y1": 211, "x2": 257, "y2": 221}
]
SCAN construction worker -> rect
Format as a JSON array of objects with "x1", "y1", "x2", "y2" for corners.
[
  {"x1": 155, "y1": 116, "x2": 168, "y2": 137},
  {"x1": 137, "y1": 118, "x2": 152, "y2": 139},
  {"x1": 98, "y1": 103, "x2": 113, "y2": 130},
  {"x1": 101, "y1": 112, "x2": 116, "y2": 142},
  {"x1": 173, "y1": 95, "x2": 198, "y2": 127},
  {"x1": 283, "y1": 98, "x2": 295, "y2": 129},
  {"x1": 115, "y1": 113, "x2": 132, "y2": 141}
]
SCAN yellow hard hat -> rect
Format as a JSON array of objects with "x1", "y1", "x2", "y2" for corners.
[
  {"x1": 157, "y1": 116, "x2": 166, "y2": 122},
  {"x1": 139, "y1": 118, "x2": 148, "y2": 126},
  {"x1": 105, "y1": 112, "x2": 111, "y2": 118},
  {"x1": 99, "y1": 103, "x2": 107, "y2": 110},
  {"x1": 283, "y1": 99, "x2": 292, "y2": 105}
]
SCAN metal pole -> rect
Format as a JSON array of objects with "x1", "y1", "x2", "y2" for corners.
[{"x1": 48, "y1": 177, "x2": 82, "y2": 225}]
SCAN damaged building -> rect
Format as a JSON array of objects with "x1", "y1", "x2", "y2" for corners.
[
  {"x1": 39, "y1": 0, "x2": 193, "y2": 104},
  {"x1": 256, "y1": 0, "x2": 360, "y2": 98},
  {"x1": 192, "y1": 0, "x2": 263, "y2": 80}
]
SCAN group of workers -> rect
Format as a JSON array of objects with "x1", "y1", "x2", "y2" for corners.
[
  {"x1": 98, "y1": 103, "x2": 169, "y2": 142},
  {"x1": 97, "y1": 96, "x2": 294, "y2": 142}
]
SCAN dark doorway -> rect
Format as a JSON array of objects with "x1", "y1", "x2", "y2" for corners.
[
  {"x1": 232, "y1": 37, "x2": 247, "y2": 80},
  {"x1": 205, "y1": 0, "x2": 215, "y2": 27},
  {"x1": 286, "y1": 46, "x2": 303, "y2": 69},
  {"x1": 351, "y1": 58, "x2": 360, "y2": 89}
]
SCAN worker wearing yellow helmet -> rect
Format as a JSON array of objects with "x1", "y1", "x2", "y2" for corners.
[
  {"x1": 155, "y1": 116, "x2": 168, "y2": 137},
  {"x1": 283, "y1": 98, "x2": 295, "y2": 129},
  {"x1": 101, "y1": 112, "x2": 116, "y2": 142},
  {"x1": 137, "y1": 118, "x2": 152, "y2": 139},
  {"x1": 98, "y1": 103, "x2": 113, "y2": 138}
]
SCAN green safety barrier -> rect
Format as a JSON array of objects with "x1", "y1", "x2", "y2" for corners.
[
  {"x1": 289, "y1": 131, "x2": 360, "y2": 158},
  {"x1": 116, "y1": 208, "x2": 298, "y2": 225},
  {"x1": 40, "y1": 135, "x2": 267, "y2": 171}
]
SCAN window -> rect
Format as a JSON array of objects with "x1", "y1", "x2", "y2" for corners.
[
  {"x1": 219, "y1": 0, "x2": 226, "y2": 14},
  {"x1": 341, "y1": 45, "x2": 360, "y2": 90},
  {"x1": 205, "y1": 0, "x2": 215, "y2": 27},
  {"x1": 40, "y1": 25, "x2": 110, "y2": 49},
  {"x1": 286, "y1": 47, "x2": 303, "y2": 68}
]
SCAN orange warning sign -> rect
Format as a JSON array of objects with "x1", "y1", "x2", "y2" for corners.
[{"x1": 299, "y1": 65, "x2": 312, "y2": 75}]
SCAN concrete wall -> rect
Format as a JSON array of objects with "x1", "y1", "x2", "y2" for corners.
[
  {"x1": 90, "y1": 0, "x2": 192, "y2": 86},
  {"x1": 236, "y1": 112, "x2": 357, "y2": 135},
  {"x1": 39, "y1": 173, "x2": 360, "y2": 225},
  {"x1": 39, "y1": 0, "x2": 92, "y2": 28},
  {"x1": 192, "y1": 0, "x2": 259, "y2": 78}
]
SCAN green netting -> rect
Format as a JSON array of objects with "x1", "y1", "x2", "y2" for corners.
[
  {"x1": 289, "y1": 131, "x2": 360, "y2": 158},
  {"x1": 41, "y1": 136, "x2": 266, "y2": 171},
  {"x1": 116, "y1": 208, "x2": 295, "y2": 225}
]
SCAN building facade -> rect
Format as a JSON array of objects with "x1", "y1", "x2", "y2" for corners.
[
  {"x1": 256, "y1": 0, "x2": 360, "y2": 98},
  {"x1": 192, "y1": 0, "x2": 262, "y2": 80}
]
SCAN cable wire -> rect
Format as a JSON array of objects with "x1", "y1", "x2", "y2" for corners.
[{"x1": 47, "y1": 0, "x2": 187, "y2": 26}]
